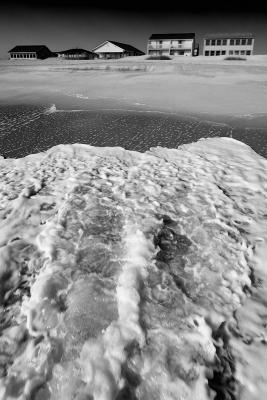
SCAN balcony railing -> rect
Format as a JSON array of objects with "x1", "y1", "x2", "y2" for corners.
[
  {"x1": 147, "y1": 45, "x2": 169, "y2": 50},
  {"x1": 148, "y1": 45, "x2": 192, "y2": 50},
  {"x1": 170, "y1": 45, "x2": 192, "y2": 49}
]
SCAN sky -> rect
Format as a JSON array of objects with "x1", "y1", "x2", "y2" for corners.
[{"x1": 1, "y1": 1, "x2": 267, "y2": 58}]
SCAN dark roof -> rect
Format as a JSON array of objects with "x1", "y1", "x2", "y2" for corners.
[
  {"x1": 108, "y1": 41, "x2": 144, "y2": 54},
  {"x1": 204, "y1": 33, "x2": 254, "y2": 39},
  {"x1": 56, "y1": 48, "x2": 94, "y2": 54},
  {"x1": 149, "y1": 33, "x2": 195, "y2": 40},
  {"x1": 9, "y1": 45, "x2": 51, "y2": 53}
]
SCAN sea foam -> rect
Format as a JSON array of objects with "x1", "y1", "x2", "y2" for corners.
[{"x1": 0, "y1": 138, "x2": 266, "y2": 400}]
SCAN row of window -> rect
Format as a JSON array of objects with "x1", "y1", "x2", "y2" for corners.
[
  {"x1": 205, "y1": 50, "x2": 252, "y2": 56},
  {"x1": 149, "y1": 40, "x2": 189, "y2": 45},
  {"x1": 205, "y1": 38, "x2": 253, "y2": 46},
  {"x1": 11, "y1": 53, "x2": 36, "y2": 58}
]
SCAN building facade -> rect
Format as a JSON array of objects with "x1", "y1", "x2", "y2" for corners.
[
  {"x1": 147, "y1": 33, "x2": 196, "y2": 57},
  {"x1": 203, "y1": 33, "x2": 254, "y2": 56},
  {"x1": 56, "y1": 48, "x2": 98, "y2": 60},
  {"x1": 92, "y1": 41, "x2": 144, "y2": 59},
  {"x1": 8, "y1": 45, "x2": 53, "y2": 60}
]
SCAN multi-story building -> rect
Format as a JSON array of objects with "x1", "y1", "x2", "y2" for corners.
[
  {"x1": 203, "y1": 33, "x2": 254, "y2": 57},
  {"x1": 147, "y1": 33, "x2": 196, "y2": 57}
]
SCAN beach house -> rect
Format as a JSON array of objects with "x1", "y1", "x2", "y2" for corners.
[
  {"x1": 56, "y1": 48, "x2": 98, "y2": 60},
  {"x1": 92, "y1": 41, "x2": 144, "y2": 59},
  {"x1": 203, "y1": 33, "x2": 254, "y2": 56},
  {"x1": 8, "y1": 45, "x2": 53, "y2": 60},
  {"x1": 147, "y1": 33, "x2": 196, "y2": 57}
]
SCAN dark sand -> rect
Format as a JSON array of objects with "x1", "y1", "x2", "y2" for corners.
[{"x1": 0, "y1": 101, "x2": 267, "y2": 159}]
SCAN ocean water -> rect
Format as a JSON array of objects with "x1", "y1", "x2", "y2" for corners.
[
  {"x1": 0, "y1": 138, "x2": 267, "y2": 400},
  {"x1": 0, "y1": 103, "x2": 267, "y2": 158}
]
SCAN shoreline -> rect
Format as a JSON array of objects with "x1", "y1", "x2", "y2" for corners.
[
  {"x1": 1, "y1": 56, "x2": 267, "y2": 117},
  {"x1": 1, "y1": 102, "x2": 267, "y2": 159}
]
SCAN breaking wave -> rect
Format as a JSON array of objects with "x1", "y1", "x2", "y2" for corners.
[{"x1": 0, "y1": 138, "x2": 267, "y2": 400}]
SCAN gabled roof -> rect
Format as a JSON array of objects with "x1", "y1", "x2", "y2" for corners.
[
  {"x1": 108, "y1": 41, "x2": 144, "y2": 53},
  {"x1": 149, "y1": 33, "x2": 195, "y2": 40},
  {"x1": 56, "y1": 48, "x2": 94, "y2": 54},
  {"x1": 9, "y1": 45, "x2": 51, "y2": 53},
  {"x1": 92, "y1": 40, "x2": 144, "y2": 54},
  {"x1": 204, "y1": 32, "x2": 254, "y2": 39}
]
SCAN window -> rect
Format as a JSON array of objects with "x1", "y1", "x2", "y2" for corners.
[
  {"x1": 216, "y1": 51, "x2": 221, "y2": 56},
  {"x1": 246, "y1": 50, "x2": 251, "y2": 55},
  {"x1": 222, "y1": 51, "x2": 226, "y2": 55},
  {"x1": 222, "y1": 39, "x2": 227, "y2": 45},
  {"x1": 206, "y1": 39, "x2": 210, "y2": 45},
  {"x1": 234, "y1": 50, "x2": 239, "y2": 55},
  {"x1": 216, "y1": 40, "x2": 221, "y2": 46},
  {"x1": 205, "y1": 51, "x2": 210, "y2": 56},
  {"x1": 247, "y1": 39, "x2": 252, "y2": 45},
  {"x1": 236, "y1": 39, "x2": 241, "y2": 45},
  {"x1": 241, "y1": 50, "x2": 245, "y2": 55},
  {"x1": 230, "y1": 39, "x2": 234, "y2": 45},
  {"x1": 211, "y1": 40, "x2": 216, "y2": 46},
  {"x1": 210, "y1": 51, "x2": 215, "y2": 56},
  {"x1": 229, "y1": 50, "x2": 233, "y2": 55},
  {"x1": 241, "y1": 39, "x2": 246, "y2": 45}
]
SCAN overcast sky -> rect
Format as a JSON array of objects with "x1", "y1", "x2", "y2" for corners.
[{"x1": 1, "y1": 1, "x2": 267, "y2": 58}]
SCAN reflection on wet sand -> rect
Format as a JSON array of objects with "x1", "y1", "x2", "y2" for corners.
[{"x1": 0, "y1": 103, "x2": 267, "y2": 159}]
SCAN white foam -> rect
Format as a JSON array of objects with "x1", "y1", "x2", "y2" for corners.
[{"x1": 0, "y1": 138, "x2": 267, "y2": 400}]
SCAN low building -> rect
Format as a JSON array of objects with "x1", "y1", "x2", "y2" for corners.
[
  {"x1": 203, "y1": 33, "x2": 254, "y2": 56},
  {"x1": 8, "y1": 45, "x2": 53, "y2": 60},
  {"x1": 147, "y1": 33, "x2": 196, "y2": 57},
  {"x1": 92, "y1": 41, "x2": 144, "y2": 59},
  {"x1": 56, "y1": 48, "x2": 98, "y2": 60}
]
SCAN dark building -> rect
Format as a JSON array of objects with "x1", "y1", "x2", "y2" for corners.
[
  {"x1": 92, "y1": 41, "x2": 145, "y2": 59},
  {"x1": 8, "y1": 45, "x2": 53, "y2": 60},
  {"x1": 56, "y1": 48, "x2": 98, "y2": 60}
]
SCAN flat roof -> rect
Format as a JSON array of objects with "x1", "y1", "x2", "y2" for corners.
[
  {"x1": 149, "y1": 33, "x2": 195, "y2": 40},
  {"x1": 204, "y1": 33, "x2": 254, "y2": 39}
]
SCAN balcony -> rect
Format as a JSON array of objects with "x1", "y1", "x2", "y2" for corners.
[
  {"x1": 170, "y1": 45, "x2": 192, "y2": 50},
  {"x1": 148, "y1": 44, "x2": 193, "y2": 51},
  {"x1": 147, "y1": 45, "x2": 170, "y2": 50}
]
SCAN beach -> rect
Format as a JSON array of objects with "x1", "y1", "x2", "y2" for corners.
[
  {"x1": 1, "y1": 55, "x2": 267, "y2": 158},
  {"x1": 1, "y1": 56, "x2": 267, "y2": 400}
]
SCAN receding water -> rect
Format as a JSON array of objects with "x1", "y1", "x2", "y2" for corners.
[{"x1": 0, "y1": 101, "x2": 267, "y2": 158}]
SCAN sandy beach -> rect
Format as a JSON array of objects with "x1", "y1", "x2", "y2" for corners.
[
  {"x1": 1, "y1": 55, "x2": 267, "y2": 158},
  {"x1": 1, "y1": 54, "x2": 267, "y2": 400},
  {"x1": 1, "y1": 55, "x2": 267, "y2": 115}
]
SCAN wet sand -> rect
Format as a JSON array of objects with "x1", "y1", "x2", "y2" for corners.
[
  {"x1": 0, "y1": 101, "x2": 267, "y2": 159},
  {"x1": 0, "y1": 57, "x2": 267, "y2": 158}
]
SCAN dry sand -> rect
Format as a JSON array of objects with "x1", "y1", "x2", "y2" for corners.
[{"x1": 1, "y1": 55, "x2": 267, "y2": 116}]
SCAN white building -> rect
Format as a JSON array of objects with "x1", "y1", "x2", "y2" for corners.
[
  {"x1": 92, "y1": 41, "x2": 144, "y2": 59},
  {"x1": 147, "y1": 33, "x2": 196, "y2": 57},
  {"x1": 203, "y1": 33, "x2": 254, "y2": 57}
]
